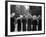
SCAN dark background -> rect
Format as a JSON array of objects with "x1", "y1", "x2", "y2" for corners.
[{"x1": 10, "y1": 5, "x2": 42, "y2": 17}]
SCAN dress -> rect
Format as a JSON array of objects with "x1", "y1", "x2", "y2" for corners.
[
  {"x1": 10, "y1": 17, "x2": 15, "y2": 32},
  {"x1": 27, "y1": 18, "x2": 32, "y2": 31},
  {"x1": 38, "y1": 19, "x2": 42, "y2": 30},
  {"x1": 17, "y1": 19, "x2": 21, "y2": 31},
  {"x1": 22, "y1": 18, "x2": 27, "y2": 31},
  {"x1": 32, "y1": 20, "x2": 37, "y2": 31}
]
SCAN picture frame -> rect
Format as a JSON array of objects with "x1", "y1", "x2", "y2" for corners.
[{"x1": 5, "y1": 1, "x2": 45, "y2": 36}]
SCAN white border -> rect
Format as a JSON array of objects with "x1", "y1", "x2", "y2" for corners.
[{"x1": 8, "y1": 2, "x2": 44, "y2": 35}]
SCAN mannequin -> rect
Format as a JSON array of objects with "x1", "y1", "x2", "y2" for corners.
[{"x1": 22, "y1": 15, "x2": 27, "y2": 31}]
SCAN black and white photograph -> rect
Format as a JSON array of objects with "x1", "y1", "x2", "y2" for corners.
[{"x1": 5, "y1": 1, "x2": 45, "y2": 36}]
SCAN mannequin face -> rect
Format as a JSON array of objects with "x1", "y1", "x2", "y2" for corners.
[
  {"x1": 24, "y1": 5, "x2": 29, "y2": 10},
  {"x1": 11, "y1": 13, "x2": 15, "y2": 17},
  {"x1": 33, "y1": 15, "x2": 37, "y2": 20}
]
